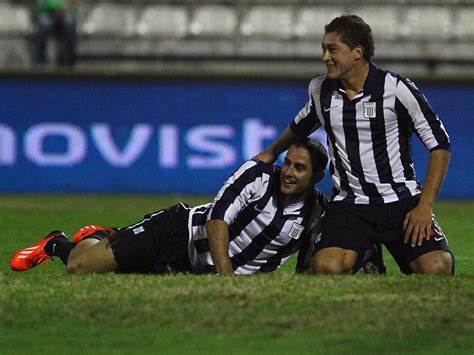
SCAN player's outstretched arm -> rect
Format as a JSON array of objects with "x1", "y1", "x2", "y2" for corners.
[
  {"x1": 403, "y1": 149, "x2": 451, "y2": 247},
  {"x1": 206, "y1": 219, "x2": 234, "y2": 275},
  {"x1": 253, "y1": 127, "x2": 299, "y2": 164}
]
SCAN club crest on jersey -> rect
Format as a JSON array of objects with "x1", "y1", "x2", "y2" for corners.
[
  {"x1": 288, "y1": 222, "x2": 304, "y2": 240},
  {"x1": 363, "y1": 102, "x2": 376, "y2": 118}
]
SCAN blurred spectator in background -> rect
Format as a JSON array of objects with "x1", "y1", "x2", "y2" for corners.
[{"x1": 33, "y1": 0, "x2": 79, "y2": 69}]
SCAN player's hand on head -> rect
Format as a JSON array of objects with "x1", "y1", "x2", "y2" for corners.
[
  {"x1": 253, "y1": 151, "x2": 277, "y2": 164},
  {"x1": 403, "y1": 203, "x2": 433, "y2": 247}
]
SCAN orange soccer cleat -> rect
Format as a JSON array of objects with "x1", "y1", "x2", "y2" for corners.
[
  {"x1": 73, "y1": 225, "x2": 117, "y2": 244},
  {"x1": 10, "y1": 231, "x2": 67, "y2": 271}
]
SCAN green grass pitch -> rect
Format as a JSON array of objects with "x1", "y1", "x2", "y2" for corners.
[{"x1": 0, "y1": 195, "x2": 473, "y2": 354}]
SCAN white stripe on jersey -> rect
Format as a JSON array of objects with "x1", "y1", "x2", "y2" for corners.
[
  {"x1": 210, "y1": 160, "x2": 270, "y2": 226},
  {"x1": 396, "y1": 80, "x2": 440, "y2": 150}
]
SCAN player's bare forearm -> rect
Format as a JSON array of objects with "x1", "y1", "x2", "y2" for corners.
[
  {"x1": 419, "y1": 149, "x2": 451, "y2": 206},
  {"x1": 403, "y1": 149, "x2": 451, "y2": 247},
  {"x1": 253, "y1": 127, "x2": 299, "y2": 164},
  {"x1": 206, "y1": 219, "x2": 234, "y2": 275}
]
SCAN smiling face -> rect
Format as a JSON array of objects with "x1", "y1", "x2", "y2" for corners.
[
  {"x1": 321, "y1": 31, "x2": 363, "y2": 81},
  {"x1": 280, "y1": 145, "x2": 315, "y2": 204}
]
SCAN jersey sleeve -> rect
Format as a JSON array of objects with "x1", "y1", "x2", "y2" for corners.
[
  {"x1": 290, "y1": 76, "x2": 324, "y2": 137},
  {"x1": 395, "y1": 77, "x2": 451, "y2": 151},
  {"x1": 208, "y1": 160, "x2": 271, "y2": 225}
]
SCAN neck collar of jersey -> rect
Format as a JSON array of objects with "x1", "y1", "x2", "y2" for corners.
[{"x1": 333, "y1": 61, "x2": 381, "y2": 99}]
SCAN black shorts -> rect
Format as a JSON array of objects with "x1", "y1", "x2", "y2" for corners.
[
  {"x1": 314, "y1": 196, "x2": 453, "y2": 274},
  {"x1": 109, "y1": 203, "x2": 192, "y2": 274}
]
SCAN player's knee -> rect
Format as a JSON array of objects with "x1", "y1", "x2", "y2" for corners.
[
  {"x1": 66, "y1": 254, "x2": 90, "y2": 275},
  {"x1": 66, "y1": 247, "x2": 96, "y2": 275},
  {"x1": 411, "y1": 251, "x2": 453, "y2": 276},
  {"x1": 312, "y1": 248, "x2": 354, "y2": 274},
  {"x1": 313, "y1": 260, "x2": 346, "y2": 274}
]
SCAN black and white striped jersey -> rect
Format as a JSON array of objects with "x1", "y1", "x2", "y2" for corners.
[
  {"x1": 290, "y1": 62, "x2": 451, "y2": 204},
  {"x1": 187, "y1": 160, "x2": 326, "y2": 275}
]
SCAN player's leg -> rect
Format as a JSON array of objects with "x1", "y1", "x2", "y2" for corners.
[
  {"x1": 312, "y1": 247, "x2": 358, "y2": 274},
  {"x1": 409, "y1": 250, "x2": 453, "y2": 275},
  {"x1": 381, "y1": 197, "x2": 454, "y2": 275},
  {"x1": 408, "y1": 217, "x2": 453, "y2": 275},
  {"x1": 66, "y1": 238, "x2": 118, "y2": 275},
  {"x1": 69, "y1": 203, "x2": 192, "y2": 275},
  {"x1": 10, "y1": 226, "x2": 117, "y2": 272},
  {"x1": 10, "y1": 230, "x2": 75, "y2": 271},
  {"x1": 312, "y1": 202, "x2": 375, "y2": 274}
]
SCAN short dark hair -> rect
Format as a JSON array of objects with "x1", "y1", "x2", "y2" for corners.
[
  {"x1": 292, "y1": 138, "x2": 328, "y2": 177},
  {"x1": 324, "y1": 15, "x2": 374, "y2": 61}
]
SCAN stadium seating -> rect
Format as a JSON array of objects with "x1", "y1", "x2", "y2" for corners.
[
  {"x1": 240, "y1": 6, "x2": 294, "y2": 39},
  {"x1": 0, "y1": 3, "x2": 31, "y2": 68},
  {"x1": 189, "y1": 5, "x2": 237, "y2": 37},
  {"x1": 80, "y1": 3, "x2": 137, "y2": 37},
  {"x1": 0, "y1": 0, "x2": 472, "y2": 79},
  {"x1": 136, "y1": 5, "x2": 188, "y2": 38},
  {"x1": 400, "y1": 6, "x2": 453, "y2": 41},
  {"x1": 294, "y1": 6, "x2": 345, "y2": 39},
  {"x1": 0, "y1": 3, "x2": 32, "y2": 35},
  {"x1": 351, "y1": 6, "x2": 400, "y2": 41},
  {"x1": 453, "y1": 6, "x2": 474, "y2": 39}
]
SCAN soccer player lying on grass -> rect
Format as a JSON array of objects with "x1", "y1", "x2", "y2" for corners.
[{"x1": 11, "y1": 139, "x2": 382, "y2": 276}]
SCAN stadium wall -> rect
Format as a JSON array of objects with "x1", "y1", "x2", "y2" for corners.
[{"x1": 0, "y1": 75, "x2": 472, "y2": 199}]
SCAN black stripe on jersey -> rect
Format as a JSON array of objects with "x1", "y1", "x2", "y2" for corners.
[
  {"x1": 210, "y1": 162, "x2": 264, "y2": 219},
  {"x1": 228, "y1": 177, "x2": 276, "y2": 242},
  {"x1": 370, "y1": 73, "x2": 392, "y2": 184},
  {"x1": 394, "y1": 98, "x2": 416, "y2": 181},
  {"x1": 258, "y1": 258, "x2": 284, "y2": 273},
  {"x1": 368, "y1": 74, "x2": 409, "y2": 200},
  {"x1": 259, "y1": 191, "x2": 317, "y2": 273},
  {"x1": 191, "y1": 205, "x2": 211, "y2": 226},
  {"x1": 342, "y1": 96, "x2": 383, "y2": 203},
  {"x1": 320, "y1": 79, "x2": 354, "y2": 201},
  {"x1": 257, "y1": 243, "x2": 298, "y2": 273},
  {"x1": 230, "y1": 212, "x2": 285, "y2": 269},
  {"x1": 398, "y1": 77, "x2": 451, "y2": 150}
]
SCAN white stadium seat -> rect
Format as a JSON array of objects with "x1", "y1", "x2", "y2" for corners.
[
  {"x1": 0, "y1": 3, "x2": 32, "y2": 35},
  {"x1": 294, "y1": 7, "x2": 344, "y2": 39},
  {"x1": 136, "y1": 5, "x2": 188, "y2": 38},
  {"x1": 401, "y1": 6, "x2": 454, "y2": 41},
  {"x1": 240, "y1": 6, "x2": 294, "y2": 39},
  {"x1": 352, "y1": 6, "x2": 401, "y2": 41},
  {"x1": 81, "y1": 3, "x2": 137, "y2": 37},
  {"x1": 453, "y1": 7, "x2": 474, "y2": 39},
  {"x1": 189, "y1": 5, "x2": 237, "y2": 37}
]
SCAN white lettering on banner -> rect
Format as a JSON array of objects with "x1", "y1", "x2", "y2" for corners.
[
  {"x1": 24, "y1": 123, "x2": 86, "y2": 166},
  {"x1": 242, "y1": 119, "x2": 277, "y2": 160},
  {"x1": 0, "y1": 124, "x2": 16, "y2": 166},
  {"x1": 91, "y1": 123, "x2": 153, "y2": 167},
  {"x1": 159, "y1": 125, "x2": 179, "y2": 168},
  {"x1": 0, "y1": 119, "x2": 308, "y2": 168},
  {"x1": 185, "y1": 125, "x2": 235, "y2": 168}
]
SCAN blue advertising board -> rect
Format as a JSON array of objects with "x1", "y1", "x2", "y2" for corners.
[{"x1": 0, "y1": 78, "x2": 472, "y2": 198}]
